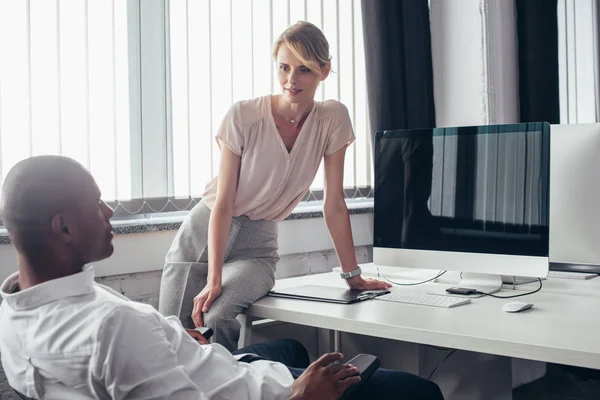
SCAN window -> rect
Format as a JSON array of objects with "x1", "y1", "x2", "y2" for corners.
[
  {"x1": 0, "y1": 0, "x2": 131, "y2": 202},
  {"x1": 0, "y1": 0, "x2": 371, "y2": 217}
]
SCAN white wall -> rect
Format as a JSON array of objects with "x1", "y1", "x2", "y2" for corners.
[
  {"x1": 431, "y1": 0, "x2": 487, "y2": 126},
  {"x1": 0, "y1": 212, "x2": 374, "y2": 282},
  {"x1": 430, "y1": 0, "x2": 519, "y2": 127},
  {"x1": 558, "y1": 0, "x2": 600, "y2": 123}
]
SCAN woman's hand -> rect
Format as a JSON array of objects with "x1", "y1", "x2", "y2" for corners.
[
  {"x1": 192, "y1": 283, "x2": 222, "y2": 327},
  {"x1": 345, "y1": 275, "x2": 391, "y2": 291}
]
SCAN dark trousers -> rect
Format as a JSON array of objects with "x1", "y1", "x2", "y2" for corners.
[{"x1": 233, "y1": 339, "x2": 444, "y2": 400}]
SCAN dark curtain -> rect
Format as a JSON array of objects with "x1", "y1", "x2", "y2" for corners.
[
  {"x1": 515, "y1": 0, "x2": 560, "y2": 123},
  {"x1": 361, "y1": 0, "x2": 436, "y2": 141}
]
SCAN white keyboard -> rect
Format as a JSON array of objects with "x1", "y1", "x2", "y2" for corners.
[
  {"x1": 375, "y1": 292, "x2": 471, "y2": 308},
  {"x1": 548, "y1": 270, "x2": 598, "y2": 280}
]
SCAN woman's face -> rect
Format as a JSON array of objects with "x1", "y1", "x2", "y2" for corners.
[{"x1": 276, "y1": 45, "x2": 329, "y2": 105}]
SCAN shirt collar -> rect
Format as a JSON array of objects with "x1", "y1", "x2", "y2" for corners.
[{"x1": 0, "y1": 265, "x2": 96, "y2": 311}]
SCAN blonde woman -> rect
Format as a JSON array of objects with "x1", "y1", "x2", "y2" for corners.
[{"x1": 159, "y1": 21, "x2": 391, "y2": 351}]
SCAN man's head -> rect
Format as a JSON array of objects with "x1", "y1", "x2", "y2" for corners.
[{"x1": 0, "y1": 156, "x2": 114, "y2": 273}]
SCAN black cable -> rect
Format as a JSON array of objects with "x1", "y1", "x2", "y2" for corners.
[
  {"x1": 428, "y1": 345, "x2": 452, "y2": 351},
  {"x1": 376, "y1": 267, "x2": 447, "y2": 286},
  {"x1": 427, "y1": 349, "x2": 457, "y2": 380},
  {"x1": 474, "y1": 278, "x2": 543, "y2": 298},
  {"x1": 377, "y1": 268, "x2": 541, "y2": 295}
]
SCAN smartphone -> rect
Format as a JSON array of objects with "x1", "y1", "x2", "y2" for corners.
[
  {"x1": 195, "y1": 326, "x2": 214, "y2": 340},
  {"x1": 446, "y1": 287, "x2": 477, "y2": 295},
  {"x1": 338, "y1": 354, "x2": 380, "y2": 400}
]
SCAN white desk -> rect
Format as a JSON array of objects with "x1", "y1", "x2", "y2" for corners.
[{"x1": 243, "y1": 271, "x2": 600, "y2": 370}]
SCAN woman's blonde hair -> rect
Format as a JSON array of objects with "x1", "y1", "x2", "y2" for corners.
[{"x1": 272, "y1": 21, "x2": 331, "y2": 76}]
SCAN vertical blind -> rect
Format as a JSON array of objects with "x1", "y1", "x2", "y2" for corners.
[{"x1": 0, "y1": 0, "x2": 131, "y2": 202}]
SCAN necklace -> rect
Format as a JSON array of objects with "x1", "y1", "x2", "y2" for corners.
[
  {"x1": 278, "y1": 109, "x2": 296, "y2": 125},
  {"x1": 276, "y1": 96, "x2": 298, "y2": 125}
]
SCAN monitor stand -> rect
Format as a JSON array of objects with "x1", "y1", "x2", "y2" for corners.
[
  {"x1": 458, "y1": 272, "x2": 502, "y2": 294},
  {"x1": 501, "y1": 275, "x2": 539, "y2": 286}
]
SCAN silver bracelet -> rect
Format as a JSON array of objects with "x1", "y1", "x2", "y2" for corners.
[{"x1": 340, "y1": 266, "x2": 362, "y2": 279}]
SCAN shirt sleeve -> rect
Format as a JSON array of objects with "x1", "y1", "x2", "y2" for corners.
[
  {"x1": 216, "y1": 102, "x2": 245, "y2": 156},
  {"x1": 95, "y1": 306, "x2": 208, "y2": 400},
  {"x1": 163, "y1": 316, "x2": 294, "y2": 400},
  {"x1": 325, "y1": 102, "x2": 356, "y2": 156}
]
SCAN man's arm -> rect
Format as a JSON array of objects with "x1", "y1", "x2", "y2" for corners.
[{"x1": 94, "y1": 306, "x2": 208, "y2": 400}]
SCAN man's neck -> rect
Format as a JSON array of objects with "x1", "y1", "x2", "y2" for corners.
[{"x1": 17, "y1": 255, "x2": 83, "y2": 290}]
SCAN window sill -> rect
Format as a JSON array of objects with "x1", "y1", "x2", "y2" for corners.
[{"x1": 0, "y1": 199, "x2": 373, "y2": 244}]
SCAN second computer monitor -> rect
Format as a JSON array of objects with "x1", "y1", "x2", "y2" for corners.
[
  {"x1": 373, "y1": 123, "x2": 550, "y2": 291},
  {"x1": 550, "y1": 123, "x2": 600, "y2": 271}
]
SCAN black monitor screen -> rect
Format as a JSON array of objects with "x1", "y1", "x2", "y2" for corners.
[{"x1": 374, "y1": 123, "x2": 550, "y2": 257}]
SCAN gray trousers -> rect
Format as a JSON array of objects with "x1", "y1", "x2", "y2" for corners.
[{"x1": 158, "y1": 201, "x2": 279, "y2": 351}]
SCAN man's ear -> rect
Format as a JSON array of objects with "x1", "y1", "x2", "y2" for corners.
[{"x1": 51, "y1": 214, "x2": 73, "y2": 243}]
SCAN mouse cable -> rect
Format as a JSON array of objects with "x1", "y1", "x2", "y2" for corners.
[
  {"x1": 376, "y1": 267, "x2": 447, "y2": 286},
  {"x1": 428, "y1": 345, "x2": 452, "y2": 351},
  {"x1": 474, "y1": 278, "x2": 543, "y2": 298},
  {"x1": 427, "y1": 349, "x2": 457, "y2": 380}
]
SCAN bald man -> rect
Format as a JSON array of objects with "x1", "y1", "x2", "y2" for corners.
[
  {"x1": 0, "y1": 156, "x2": 115, "y2": 289},
  {"x1": 0, "y1": 156, "x2": 444, "y2": 400}
]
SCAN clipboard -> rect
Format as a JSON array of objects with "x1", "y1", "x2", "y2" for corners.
[{"x1": 267, "y1": 285, "x2": 390, "y2": 304}]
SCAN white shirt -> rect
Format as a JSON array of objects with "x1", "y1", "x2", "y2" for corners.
[{"x1": 0, "y1": 266, "x2": 294, "y2": 399}]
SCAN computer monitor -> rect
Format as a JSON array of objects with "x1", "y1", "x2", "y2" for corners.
[
  {"x1": 550, "y1": 123, "x2": 600, "y2": 272},
  {"x1": 373, "y1": 122, "x2": 550, "y2": 293}
]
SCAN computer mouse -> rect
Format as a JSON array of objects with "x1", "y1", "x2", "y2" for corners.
[{"x1": 502, "y1": 302, "x2": 534, "y2": 313}]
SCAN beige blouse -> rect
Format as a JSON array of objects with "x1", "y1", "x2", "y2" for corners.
[{"x1": 201, "y1": 95, "x2": 355, "y2": 222}]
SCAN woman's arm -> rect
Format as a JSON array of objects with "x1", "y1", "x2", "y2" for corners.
[
  {"x1": 323, "y1": 147, "x2": 391, "y2": 291},
  {"x1": 192, "y1": 146, "x2": 241, "y2": 327}
]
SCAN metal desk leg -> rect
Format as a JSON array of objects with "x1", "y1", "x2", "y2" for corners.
[
  {"x1": 237, "y1": 314, "x2": 255, "y2": 349},
  {"x1": 330, "y1": 329, "x2": 341, "y2": 353}
]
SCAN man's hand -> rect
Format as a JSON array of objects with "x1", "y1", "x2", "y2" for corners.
[
  {"x1": 192, "y1": 283, "x2": 222, "y2": 327},
  {"x1": 185, "y1": 329, "x2": 210, "y2": 345},
  {"x1": 290, "y1": 353, "x2": 360, "y2": 400},
  {"x1": 346, "y1": 275, "x2": 392, "y2": 291}
]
